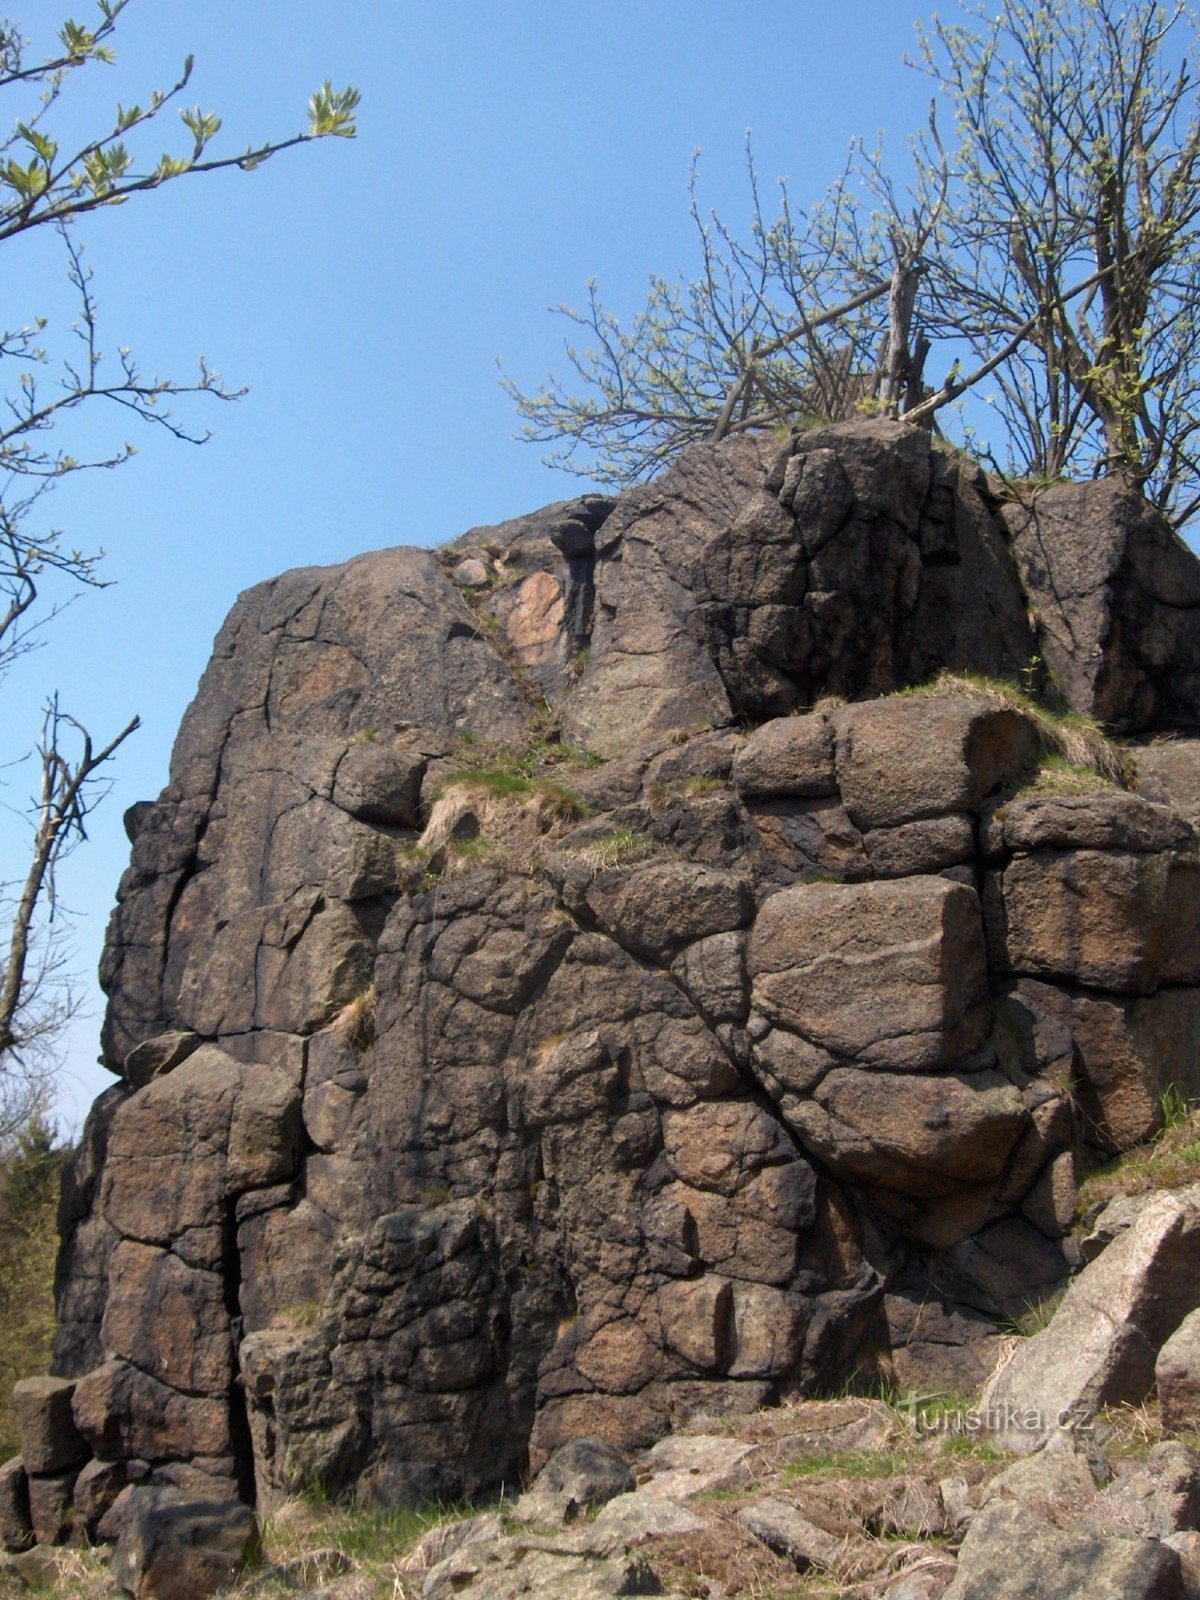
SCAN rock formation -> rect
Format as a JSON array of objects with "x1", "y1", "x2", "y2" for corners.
[{"x1": 10, "y1": 417, "x2": 1200, "y2": 1559}]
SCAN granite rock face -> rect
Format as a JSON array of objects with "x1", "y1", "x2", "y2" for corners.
[
  {"x1": 1005, "y1": 477, "x2": 1200, "y2": 735},
  {"x1": 24, "y1": 421, "x2": 1200, "y2": 1539}
]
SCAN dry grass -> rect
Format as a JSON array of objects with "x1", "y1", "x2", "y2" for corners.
[
  {"x1": 413, "y1": 771, "x2": 588, "y2": 884},
  {"x1": 331, "y1": 983, "x2": 377, "y2": 1052},
  {"x1": 269, "y1": 1299, "x2": 324, "y2": 1331},
  {"x1": 1006, "y1": 752, "x2": 1119, "y2": 799},
  {"x1": 0, "y1": 1545, "x2": 111, "y2": 1598},
  {"x1": 1090, "y1": 1400, "x2": 1164, "y2": 1462},
  {"x1": 572, "y1": 828, "x2": 662, "y2": 871},
  {"x1": 899, "y1": 670, "x2": 1133, "y2": 787},
  {"x1": 650, "y1": 1517, "x2": 837, "y2": 1598},
  {"x1": 1076, "y1": 1104, "x2": 1200, "y2": 1210}
]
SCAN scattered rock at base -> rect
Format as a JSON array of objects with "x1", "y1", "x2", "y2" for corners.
[
  {"x1": 514, "y1": 1438, "x2": 634, "y2": 1525},
  {"x1": 1159, "y1": 1310, "x2": 1200, "y2": 1438},
  {"x1": 10, "y1": 1377, "x2": 86, "y2": 1475},
  {"x1": 0, "y1": 1458, "x2": 32, "y2": 1553},
  {"x1": 109, "y1": 1488, "x2": 258, "y2": 1600},
  {"x1": 738, "y1": 1497, "x2": 846, "y2": 1573},
  {"x1": 1103, "y1": 1443, "x2": 1200, "y2": 1541},
  {"x1": 943, "y1": 1500, "x2": 1186, "y2": 1599},
  {"x1": 422, "y1": 1542, "x2": 669, "y2": 1600},
  {"x1": 981, "y1": 1188, "x2": 1200, "y2": 1452}
]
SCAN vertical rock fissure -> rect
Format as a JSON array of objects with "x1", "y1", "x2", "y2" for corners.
[{"x1": 221, "y1": 1201, "x2": 257, "y2": 1507}]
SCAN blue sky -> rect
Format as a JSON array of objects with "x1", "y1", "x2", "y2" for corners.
[{"x1": 0, "y1": 2, "x2": 963, "y2": 1128}]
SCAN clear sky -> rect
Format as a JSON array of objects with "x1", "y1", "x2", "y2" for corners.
[{"x1": 0, "y1": 1, "x2": 994, "y2": 1129}]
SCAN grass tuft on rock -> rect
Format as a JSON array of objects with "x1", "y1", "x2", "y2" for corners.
[
  {"x1": 574, "y1": 828, "x2": 661, "y2": 870},
  {"x1": 897, "y1": 669, "x2": 1133, "y2": 787},
  {"x1": 1077, "y1": 1095, "x2": 1200, "y2": 1211},
  {"x1": 331, "y1": 982, "x2": 376, "y2": 1052}
]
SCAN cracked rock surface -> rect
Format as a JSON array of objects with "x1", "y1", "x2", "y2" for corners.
[{"x1": 22, "y1": 421, "x2": 1200, "y2": 1542}]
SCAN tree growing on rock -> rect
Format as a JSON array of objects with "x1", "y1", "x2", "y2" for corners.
[
  {"x1": 0, "y1": 1, "x2": 358, "y2": 1104},
  {"x1": 502, "y1": 132, "x2": 949, "y2": 486},
  {"x1": 509, "y1": 0, "x2": 1200, "y2": 529},
  {"x1": 913, "y1": 0, "x2": 1200, "y2": 521}
]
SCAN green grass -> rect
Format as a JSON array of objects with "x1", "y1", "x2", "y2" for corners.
[
  {"x1": 1003, "y1": 751, "x2": 1119, "y2": 800},
  {"x1": 447, "y1": 736, "x2": 602, "y2": 781},
  {"x1": 999, "y1": 1290, "x2": 1065, "y2": 1337},
  {"x1": 784, "y1": 1448, "x2": 917, "y2": 1480},
  {"x1": 1076, "y1": 1103, "x2": 1200, "y2": 1211},
  {"x1": 439, "y1": 765, "x2": 533, "y2": 800},
  {"x1": 434, "y1": 737, "x2": 600, "y2": 821},
  {"x1": 0, "y1": 1119, "x2": 66, "y2": 1460},
  {"x1": 897, "y1": 1389, "x2": 980, "y2": 1429},
  {"x1": 574, "y1": 828, "x2": 660, "y2": 868},
  {"x1": 446, "y1": 834, "x2": 498, "y2": 862},
  {"x1": 1160, "y1": 1081, "x2": 1193, "y2": 1132},
  {"x1": 936, "y1": 1432, "x2": 1003, "y2": 1464},
  {"x1": 241, "y1": 1490, "x2": 478, "y2": 1590},
  {"x1": 434, "y1": 767, "x2": 588, "y2": 822}
]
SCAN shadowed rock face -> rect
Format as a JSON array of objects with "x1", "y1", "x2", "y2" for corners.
[
  {"x1": 35, "y1": 421, "x2": 1200, "y2": 1532},
  {"x1": 1005, "y1": 478, "x2": 1200, "y2": 735}
]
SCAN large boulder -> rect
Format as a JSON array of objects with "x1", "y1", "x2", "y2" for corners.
[
  {"x1": 1157, "y1": 1309, "x2": 1200, "y2": 1437},
  {"x1": 944, "y1": 1500, "x2": 1186, "y2": 1600},
  {"x1": 981, "y1": 1188, "x2": 1200, "y2": 1452},
  {"x1": 749, "y1": 876, "x2": 990, "y2": 1071},
  {"x1": 9, "y1": 1377, "x2": 86, "y2": 1475},
  {"x1": 109, "y1": 1489, "x2": 258, "y2": 1600}
]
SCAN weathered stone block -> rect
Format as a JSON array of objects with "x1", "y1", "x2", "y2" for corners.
[
  {"x1": 982, "y1": 1187, "x2": 1200, "y2": 1452},
  {"x1": 1007, "y1": 475, "x2": 1200, "y2": 734},
  {"x1": 26, "y1": 1470, "x2": 77, "y2": 1547},
  {"x1": 100, "y1": 1243, "x2": 233, "y2": 1395},
  {"x1": 331, "y1": 741, "x2": 425, "y2": 825},
  {"x1": 0, "y1": 1458, "x2": 31, "y2": 1553},
  {"x1": 996, "y1": 978, "x2": 1200, "y2": 1152},
  {"x1": 861, "y1": 814, "x2": 975, "y2": 878},
  {"x1": 731, "y1": 714, "x2": 837, "y2": 798},
  {"x1": 750, "y1": 876, "x2": 989, "y2": 1070},
  {"x1": 10, "y1": 1377, "x2": 85, "y2": 1475},
  {"x1": 779, "y1": 1067, "x2": 1027, "y2": 1199},
  {"x1": 110, "y1": 1487, "x2": 258, "y2": 1600},
  {"x1": 944, "y1": 1499, "x2": 1185, "y2": 1600},
  {"x1": 982, "y1": 790, "x2": 1193, "y2": 857},
  {"x1": 583, "y1": 861, "x2": 753, "y2": 960},
  {"x1": 834, "y1": 695, "x2": 1039, "y2": 829},
  {"x1": 73, "y1": 1360, "x2": 232, "y2": 1464},
  {"x1": 984, "y1": 849, "x2": 1200, "y2": 994},
  {"x1": 122, "y1": 1031, "x2": 202, "y2": 1092}
]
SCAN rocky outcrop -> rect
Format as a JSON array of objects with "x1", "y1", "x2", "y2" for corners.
[
  {"x1": 1005, "y1": 478, "x2": 1200, "y2": 735},
  {"x1": 19, "y1": 420, "x2": 1200, "y2": 1548}
]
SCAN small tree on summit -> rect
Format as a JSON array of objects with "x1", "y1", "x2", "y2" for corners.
[
  {"x1": 913, "y1": 0, "x2": 1200, "y2": 522},
  {"x1": 509, "y1": 0, "x2": 1200, "y2": 529},
  {"x1": 0, "y1": 1, "x2": 358, "y2": 1114}
]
